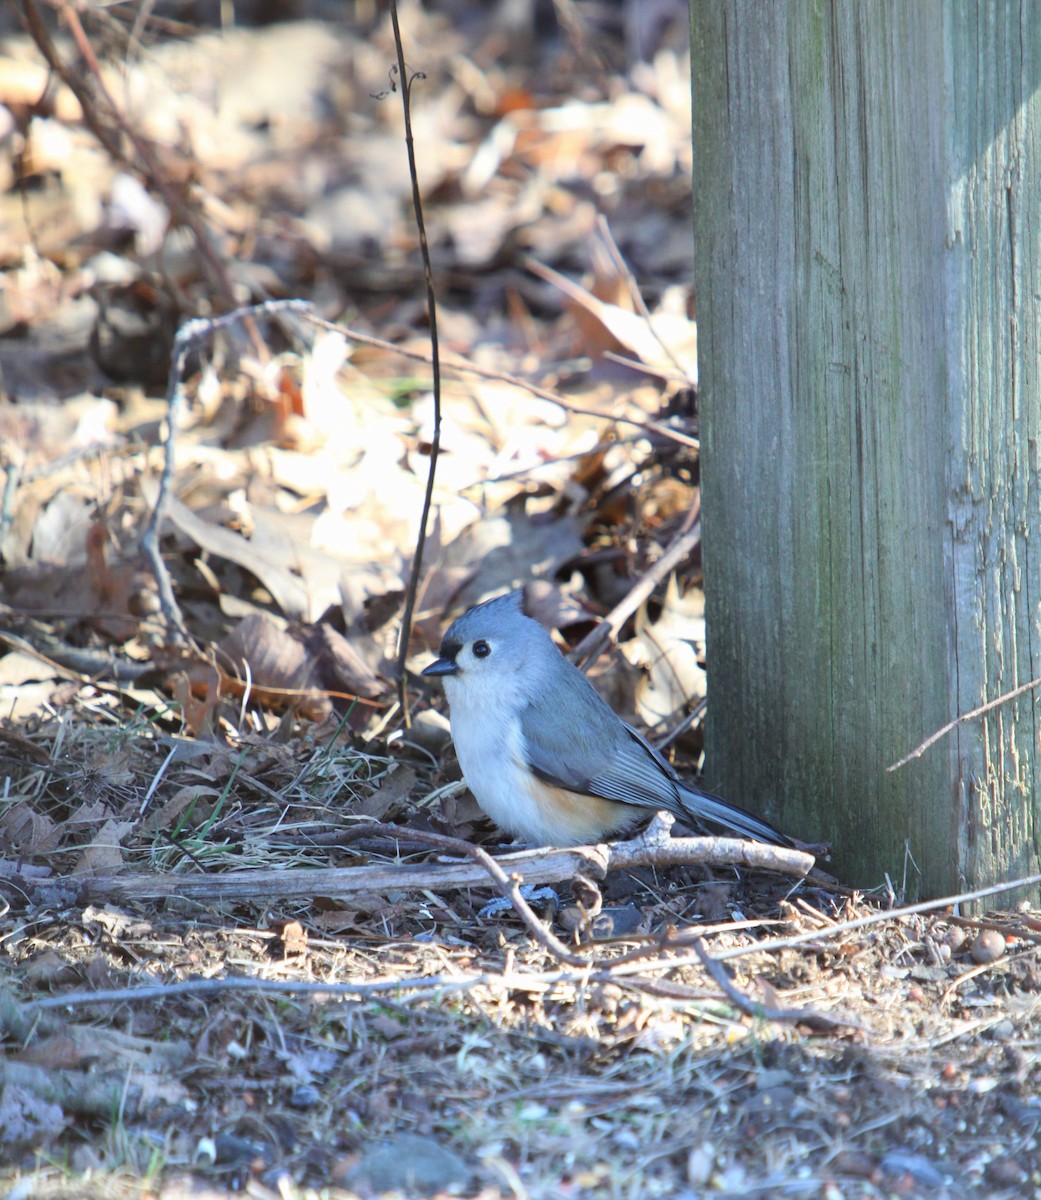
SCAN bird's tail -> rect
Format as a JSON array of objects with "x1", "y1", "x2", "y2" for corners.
[{"x1": 677, "y1": 783, "x2": 795, "y2": 848}]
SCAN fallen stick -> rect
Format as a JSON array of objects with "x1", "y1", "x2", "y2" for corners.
[{"x1": 70, "y1": 823, "x2": 816, "y2": 908}]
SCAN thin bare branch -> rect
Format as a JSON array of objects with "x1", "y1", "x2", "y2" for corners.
[
  {"x1": 142, "y1": 299, "x2": 313, "y2": 644},
  {"x1": 888, "y1": 671, "x2": 1041, "y2": 770},
  {"x1": 713, "y1": 869, "x2": 1041, "y2": 963},
  {"x1": 387, "y1": 4, "x2": 442, "y2": 724},
  {"x1": 569, "y1": 511, "x2": 701, "y2": 669},
  {"x1": 57, "y1": 820, "x2": 815, "y2": 909},
  {"x1": 21, "y1": 0, "x2": 253, "y2": 334},
  {"x1": 691, "y1": 937, "x2": 864, "y2": 1033}
]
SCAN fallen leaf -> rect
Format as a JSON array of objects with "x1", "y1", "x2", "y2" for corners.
[
  {"x1": 73, "y1": 818, "x2": 135, "y2": 874},
  {"x1": 622, "y1": 576, "x2": 706, "y2": 728}
]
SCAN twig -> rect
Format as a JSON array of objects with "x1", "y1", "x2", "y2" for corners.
[
  {"x1": 526, "y1": 254, "x2": 696, "y2": 391},
  {"x1": 57, "y1": 821, "x2": 815, "y2": 907},
  {"x1": 653, "y1": 699, "x2": 707, "y2": 752},
  {"x1": 712, "y1": 870, "x2": 1041, "y2": 964},
  {"x1": 284, "y1": 303, "x2": 696, "y2": 447},
  {"x1": 30, "y1": 871, "x2": 1041, "y2": 1021},
  {"x1": 325, "y1": 316, "x2": 699, "y2": 446},
  {"x1": 198, "y1": 298, "x2": 699, "y2": 448},
  {"x1": 601, "y1": 348, "x2": 690, "y2": 387},
  {"x1": 0, "y1": 629, "x2": 148, "y2": 685},
  {"x1": 594, "y1": 214, "x2": 692, "y2": 384},
  {"x1": 141, "y1": 299, "x2": 312, "y2": 644},
  {"x1": 589, "y1": 915, "x2": 783, "y2": 967},
  {"x1": 22, "y1": 925, "x2": 853, "y2": 1031},
  {"x1": 940, "y1": 955, "x2": 1014, "y2": 1006},
  {"x1": 569, "y1": 510, "x2": 701, "y2": 668},
  {"x1": 887, "y1": 671, "x2": 1041, "y2": 770},
  {"x1": 135, "y1": 292, "x2": 697, "y2": 646},
  {"x1": 24, "y1": 970, "x2": 561, "y2": 1013},
  {"x1": 945, "y1": 911, "x2": 1041, "y2": 946},
  {"x1": 387, "y1": 4, "x2": 443, "y2": 725},
  {"x1": 691, "y1": 937, "x2": 864, "y2": 1032},
  {"x1": 20, "y1": 0, "x2": 254, "y2": 341},
  {"x1": 390, "y1": 827, "x2": 592, "y2": 966}
]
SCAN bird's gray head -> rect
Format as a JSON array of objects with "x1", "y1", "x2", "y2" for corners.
[{"x1": 421, "y1": 590, "x2": 549, "y2": 685}]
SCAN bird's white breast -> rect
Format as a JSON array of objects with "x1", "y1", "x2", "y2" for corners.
[
  {"x1": 443, "y1": 672, "x2": 634, "y2": 845},
  {"x1": 443, "y1": 672, "x2": 545, "y2": 839}
]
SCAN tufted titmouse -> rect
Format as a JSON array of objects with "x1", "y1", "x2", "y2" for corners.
[{"x1": 422, "y1": 590, "x2": 795, "y2": 848}]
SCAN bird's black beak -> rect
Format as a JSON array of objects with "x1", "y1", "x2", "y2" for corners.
[{"x1": 422, "y1": 656, "x2": 459, "y2": 678}]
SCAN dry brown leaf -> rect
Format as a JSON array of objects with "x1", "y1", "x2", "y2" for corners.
[
  {"x1": 623, "y1": 577, "x2": 707, "y2": 728},
  {"x1": 278, "y1": 920, "x2": 308, "y2": 959},
  {"x1": 216, "y1": 614, "x2": 386, "y2": 716},
  {"x1": 66, "y1": 800, "x2": 112, "y2": 827},
  {"x1": 14, "y1": 1037, "x2": 84, "y2": 1071},
  {"x1": 172, "y1": 667, "x2": 221, "y2": 738},
  {"x1": 308, "y1": 623, "x2": 386, "y2": 702},
  {"x1": 22, "y1": 950, "x2": 81, "y2": 988},
  {"x1": 72, "y1": 818, "x2": 135, "y2": 874},
  {"x1": 523, "y1": 579, "x2": 598, "y2": 632},
  {"x1": 143, "y1": 479, "x2": 321, "y2": 619},
  {"x1": 149, "y1": 784, "x2": 217, "y2": 832},
  {"x1": 354, "y1": 765, "x2": 416, "y2": 821},
  {"x1": 439, "y1": 505, "x2": 586, "y2": 612},
  {"x1": 218, "y1": 614, "x2": 313, "y2": 691},
  {"x1": 84, "y1": 519, "x2": 159, "y2": 641},
  {"x1": 0, "y1": 803, "x2": 61, "y2": 856},
  {"x1": 529, "y1": 257, "x2": 697, "y2": 385},
  {"x1": 0, "y1": 719, "x2": 53, "y2": 763},
  {"x1": 586, "y1": 648, "x2": 643, "y2": 726},
  {"x1": 0, "y1": 1081, "x2": 65, "y2": 1145}
]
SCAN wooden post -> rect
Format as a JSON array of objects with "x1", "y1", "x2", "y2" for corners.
[{"x1": 690, "y1": 2, "x2": 1041, "y2": 896}]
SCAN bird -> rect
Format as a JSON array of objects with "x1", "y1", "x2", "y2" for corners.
[{"x1": 421, "y1": 590, "x2": 795, "y2": 848}]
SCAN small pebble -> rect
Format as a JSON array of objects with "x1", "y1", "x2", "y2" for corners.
[
  {"x1": 1004, "y1": 1045, "x2": 1028, "y2": 1074},
  {"x1": 591, "y1": 904, "x2": 646, "y2": 937},
  {"x1": 687, "y1": 1143, "x2": 715, "y2": 1186},
  {"x1": 986, "y1": 1154, "x2": 1027, "y2": 1186},
  {"x1": 970, "y1": 928, "x2": 1005, "y2": 963},
  {"x1": 943, "y1": 926, "x2": 967, "y2": 953},
  {"x1": 986, "y1": 1021, "x2": 1016, "y2": 1042},
  {"x1": 968, "y1": 1075, "x2": 999, "y2": 1093},
  {"x1": 557, "y1": 905, "x2": 584, "y2": 932},
  {"x1": 346, "y1": 1133, "x2": 470, "y2": 1194},
  {"x1": 833, "y1": 1149, "x2": 876, "y2": 1179},
  {"x1": 289, "y1": 1085, "x2": 321, "y2": 1110},
  {"x1": 593, "y1": 982, "x2": 623, "y2": 1015},
  {"x1": 880, "y1": 1150, "x2": 947, "y2": 1187}
]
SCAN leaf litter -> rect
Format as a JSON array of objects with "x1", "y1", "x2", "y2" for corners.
[{"x1": 0, "y1": 2, "x2": 1039, "y2": 1198}]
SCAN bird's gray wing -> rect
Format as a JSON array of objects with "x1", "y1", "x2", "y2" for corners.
[
  {"x1": 519, "y1": 678, "x2": 794, "y2": 846},
  {"x1": 517, "y1": 678, "x2": 684, "y2": 812}
]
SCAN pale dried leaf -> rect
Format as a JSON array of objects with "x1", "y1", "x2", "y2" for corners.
[
  {"x1": 72, "y1": 818, "x2": 135, "y2": 874},
  {"x1": 0, "y1": 803, "x2": 61, "y2": 855},
  {"x1": 623, "y1": 577, "x2": 707, "y2": 728}
]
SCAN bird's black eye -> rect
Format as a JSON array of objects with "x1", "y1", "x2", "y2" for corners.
[{"x1": 472, "y1": 640, "x2": 491, "y2": 659}]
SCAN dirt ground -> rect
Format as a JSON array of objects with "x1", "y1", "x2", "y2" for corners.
[{"x1": 1, "y1": 2, "x2": 1040, "y2": 1197}]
